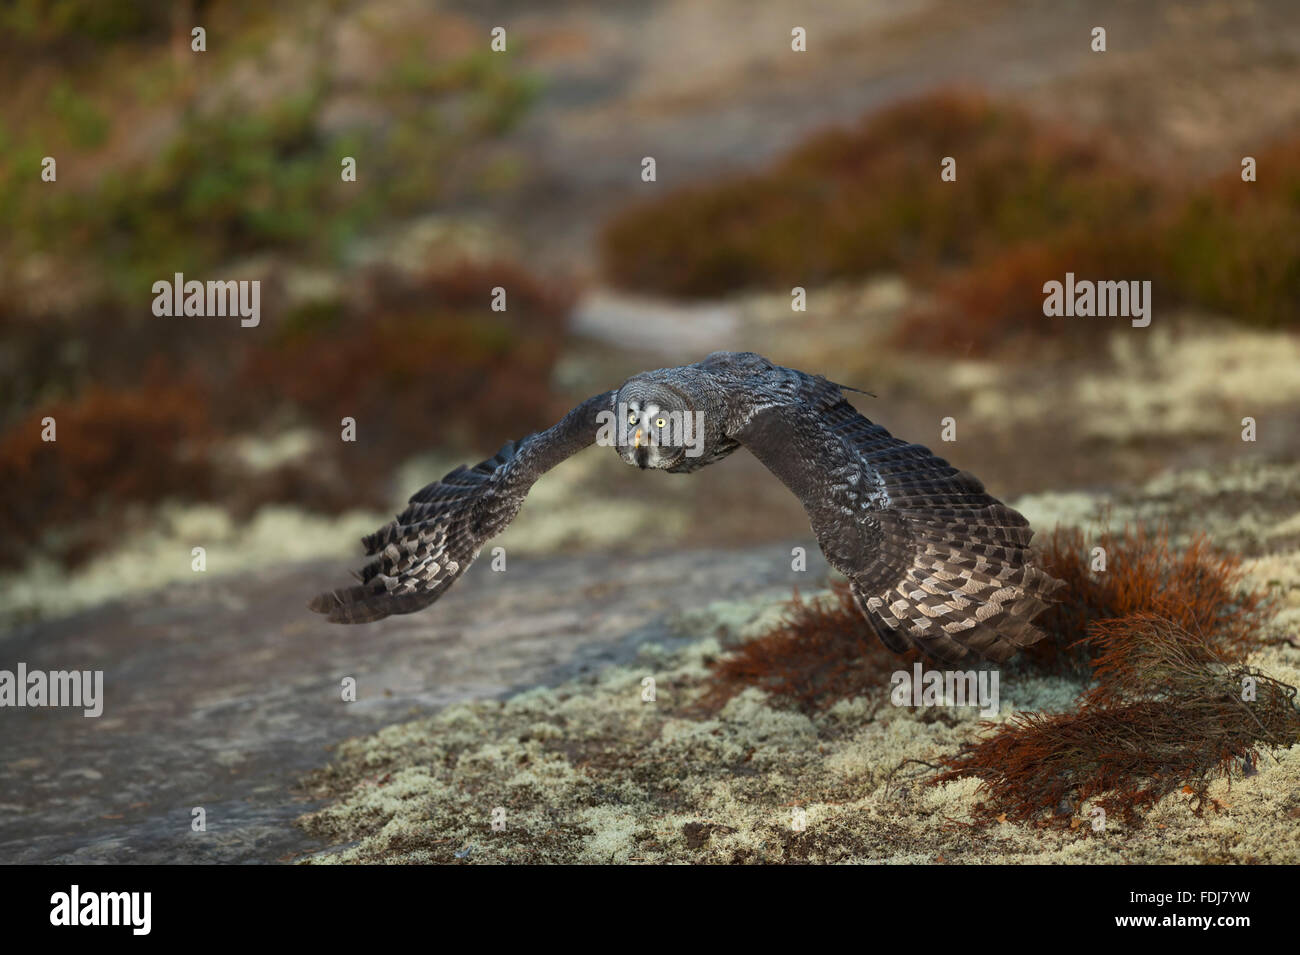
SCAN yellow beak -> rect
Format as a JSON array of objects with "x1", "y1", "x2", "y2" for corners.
[{"x1": 633, "y1": 428, "x2": 643, "y2": 448}]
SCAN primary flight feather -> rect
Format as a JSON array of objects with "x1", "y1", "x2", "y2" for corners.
[{"x1": 309, "y1": 351, "x2": 1063, "y2": 663}]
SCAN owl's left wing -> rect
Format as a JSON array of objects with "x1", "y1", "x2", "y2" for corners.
[
  {"x1": 309, "y1": 391, "x2": 615, "y2": 623},
  {"x1": 734, "y1": 380, "x2": 1063, "y2": 663}
]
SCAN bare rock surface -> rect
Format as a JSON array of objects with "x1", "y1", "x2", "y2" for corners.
[{"x1": 0, "y1": 544, "x2": 824, "y2": 863}]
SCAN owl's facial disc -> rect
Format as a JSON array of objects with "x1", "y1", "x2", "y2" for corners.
[{"x1": 614, "y1": 388, "x2": 693, "y2": 470}]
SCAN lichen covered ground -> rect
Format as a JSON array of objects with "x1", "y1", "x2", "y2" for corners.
[{"x1": 296, "y1": 458, "x2": 1300, "y2": 864}]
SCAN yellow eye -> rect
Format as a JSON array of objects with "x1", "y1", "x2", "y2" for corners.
[
  {"x1": 628, "y1": 413, "x2": 637, "y2": 425},
  {"x1": 655, "y1": 418, "x2": 666, "y2": 428}
]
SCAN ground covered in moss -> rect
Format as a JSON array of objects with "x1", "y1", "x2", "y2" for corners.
[{"x1": 296, "y1": 458, "x2": 1300, "y2": 864}]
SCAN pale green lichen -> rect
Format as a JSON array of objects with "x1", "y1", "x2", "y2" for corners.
[
  {"x1": 0, "y1": 503, "x2": 387, "y2": 627},
  {"x1": 0, "y1": 441, "x2": 691, "y2": 629},
  {"x1": 960, "y1": 321, "x2": 1300, "y2": 444},
  {"x1": 297, "y1": 457, "x2": 1300, "y2": 863}
]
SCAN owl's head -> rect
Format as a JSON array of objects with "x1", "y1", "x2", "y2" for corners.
[{"x1": 611, "y1": 377, "x2": 701, "y2": 470}]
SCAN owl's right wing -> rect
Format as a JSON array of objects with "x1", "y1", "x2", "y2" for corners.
[
  {"x1": 309, "y1": 391, "x2": 615, "y2": 623},
  {"x1": 733, "y1": 382, "x2": 1063, "y2": 663}
]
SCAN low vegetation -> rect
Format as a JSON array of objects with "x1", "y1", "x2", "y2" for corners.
[
  {"x1": 936, "y1": 614, "x2": 1300, "y2": 828},
  {"x1": 0, "y1": 7, "x2": 547, "y2": 570},
  {"x1": 0, "y1": 261, "x2": 571, "y2": 569},
  {"x1": 600, "y1": 91, "x2": 1300, "y2": 352},
  {"x1": 699, "y1": 524, "x2": 1294, "y2": 828}
]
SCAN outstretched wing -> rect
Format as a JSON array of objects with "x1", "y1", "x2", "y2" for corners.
[
  {"x1": 734, "y1": 376, "x2": 1063, "y2": 663},
  {"x1": 309, "y1": 391, "x2": 615, "y2": 623}
]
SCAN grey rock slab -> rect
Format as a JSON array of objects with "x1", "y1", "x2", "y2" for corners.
[{"x1": 0, "y1": 544, "x2": 824, "y2": 863}]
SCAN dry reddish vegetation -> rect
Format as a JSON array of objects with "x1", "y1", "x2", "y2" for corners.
[
  {"x1": 600, "y1": 91, "x2": 1300, "y2": 352},
  {"x1": 937, "y1": 528, "x2": 1293, "y2": 829},
  {"x1": 898, "y1": 228, "x2": 1161, "y2": 355},
  {"x1": 699, "y1": 581, "x2": 917, "y2": 715},
  {"x1": 0, "y1": 260, "x2": 571, "y2": 569},
  {"x1": 602, "y1": 91, "x2": 1157, "y2": 300},
  {"x1": 240, "y1": 262, "x2": 572, "y2": 455},
  {"x1": 1026, "y1": 526, "x2": 1274, "y2": 674},
  {"x1": 702, "y1": 525, "x2": 1296, "y2": 826},
  {"x1": 0, "y1": 378, "x2": 215, "y2": 567},
  {"x1": 936, "y1": 614, "x2": 1299, "y2": 828},
  {"x1": 904, "y1": 134, "x2": 1300, "y2": 354}
]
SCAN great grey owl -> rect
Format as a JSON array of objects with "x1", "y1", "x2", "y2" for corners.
[{"x1": 310, "y1": 351, "x2": 1063, "y2": 663}]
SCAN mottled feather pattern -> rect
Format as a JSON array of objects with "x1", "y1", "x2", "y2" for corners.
[
  {"x1": 732, "y1": 362, "x2": 1062, "y2": 664},
  {"x1": 309, "y1": 391, "x2": 615, "y2": 624},
  {"x1": 792, "y1": 383, "x2": 1063, "y2": 661},
  {"x1": 307, "y1": 446, "x2": 515, "y2": 623},
  {"x1": 311, "y1": 354, "x2": 1060, "y2": 665}
]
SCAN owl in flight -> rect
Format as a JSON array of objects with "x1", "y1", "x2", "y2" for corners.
[{"x1": 310, "y1": 352, "x2": 1063, "y2": 663}]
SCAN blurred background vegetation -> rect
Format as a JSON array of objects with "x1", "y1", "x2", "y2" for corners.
[{"x1": 2, "y1": 0, "x2": 1299, "y2": 621}]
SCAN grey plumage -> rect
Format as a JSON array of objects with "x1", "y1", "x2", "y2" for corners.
[{"x1": 309, "y1": 351, "x2": 1063, "y2": 663}]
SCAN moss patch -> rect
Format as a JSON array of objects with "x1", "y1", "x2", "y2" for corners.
[{"x1": 296, "y1": 459, "x2": 1300, "y2": 863}]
